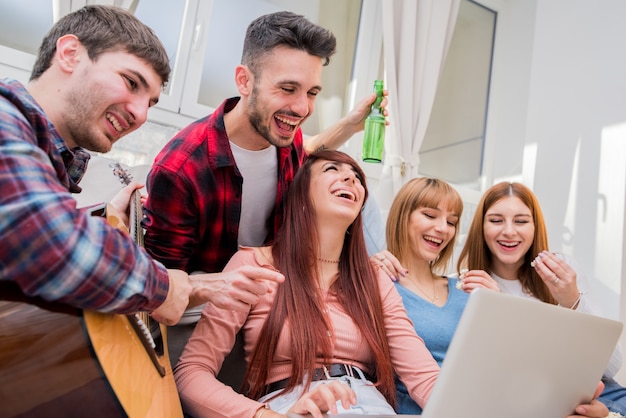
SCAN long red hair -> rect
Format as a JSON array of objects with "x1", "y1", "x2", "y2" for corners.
[{"x1": 244, "y1": 150, "x2": 396, "y2": 406}]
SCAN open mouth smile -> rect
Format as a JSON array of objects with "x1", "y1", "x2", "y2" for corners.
[
  {"x1": 332, "y1": 189, "x2": 357, "y2": 202},
  {"x1": 275, "y1": 115, "x2": 298, "y2": 133},
  {"x1": 106, "y1": 113, "x2": 125, "y2": 133}
]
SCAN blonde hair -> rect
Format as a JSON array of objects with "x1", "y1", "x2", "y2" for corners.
[{"x1": 386, "y1": 177, "x2": 463, "y2": 275}]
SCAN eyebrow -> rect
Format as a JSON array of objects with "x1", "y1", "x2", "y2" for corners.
[
  {"x1": 280, "y1": 79, "x2": 322, "y2": 93},
  {"x1": 486, "y1": 212, "x2": 532, "y2": 217},
  {"x1": 424, "y1": 206, "x2": 460, "y2": 218},
  {"x1": 322, "y1": 161, "x2": 358, "y2": 172}
]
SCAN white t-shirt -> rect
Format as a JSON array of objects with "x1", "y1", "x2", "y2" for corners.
[{"x1": 230, "y1": 141, "x2": 277, "y2": 246}]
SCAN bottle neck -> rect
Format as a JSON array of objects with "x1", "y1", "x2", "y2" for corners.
[
  {"x1": 369, "y1": 80, "x2": 384, "y2": 116},
  {"x1": 369, "y1": 100, "x2": 383, "y2": 116}
]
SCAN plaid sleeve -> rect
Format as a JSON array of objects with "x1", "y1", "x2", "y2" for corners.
[
  {"x1": 142, "y1": 163, "x2": 201, "y2": 270},
  {"x1": 0, "y1": 103, "x2": 169, "y2": 313}
]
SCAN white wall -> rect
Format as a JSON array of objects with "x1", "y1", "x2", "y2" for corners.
[
  {"x1": 4, "y1": 0, "x2": 626, "y2": 381},
  {"x1": 525, "y1": 0, "x2": 626, "y2": 313},
  {"x1": 482, "y1": 0, "x2": 626, "y2": 381}
]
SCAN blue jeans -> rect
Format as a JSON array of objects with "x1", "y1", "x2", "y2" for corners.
[
  {"x1": 261, "y1": 371, "x2": 395, "y2": 415},
  {"x1": 395, "y1": 379, "x2": 423, "y2": 414},
  {"x1": 598, "y1": 377, "x2": 626, "y2": 415}
]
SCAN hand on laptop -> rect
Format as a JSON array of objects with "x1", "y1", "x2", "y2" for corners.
[
  {"x1": 285, "y1": 380, "x2": 357, "y2": 418},
  {"x1": 568, "y1": 381, "x2": 610, "y2": 418}
]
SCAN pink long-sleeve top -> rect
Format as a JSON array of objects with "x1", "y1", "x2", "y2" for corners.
[{"x1": 174, "y1": 247, "x2": 440, "y2": 418}]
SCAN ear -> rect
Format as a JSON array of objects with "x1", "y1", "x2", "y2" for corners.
[
  {"x1": 55, "y1": 34, "x2": 83, "y2": 74},
  {"x1": 234, "y1": 64, "x2": 253, "y2": 96}
]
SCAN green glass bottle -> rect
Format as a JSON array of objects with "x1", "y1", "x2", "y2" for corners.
[{"x1": 362, "y1": 80, "x2": 385, "y2": 163}]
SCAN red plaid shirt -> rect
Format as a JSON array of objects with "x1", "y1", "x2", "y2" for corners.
[{"x1": 143, "y1": 97, "x2": 306, "y2": 273}]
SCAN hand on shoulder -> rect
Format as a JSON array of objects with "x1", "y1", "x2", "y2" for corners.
[{"x1": 370, "y1": 250, "x2": 406, "y2": 282}]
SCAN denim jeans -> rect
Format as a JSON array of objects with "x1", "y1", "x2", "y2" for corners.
[
  {"x1": 598, "y1": 377, "x2": 626, "y2": 415},
  {"x1": 259, "y1": 369, "x2": 396, "y2": 415}
]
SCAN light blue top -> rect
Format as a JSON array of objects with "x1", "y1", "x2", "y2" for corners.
[{"x1": 394, "y1": 277, "x2": 469, "y2": 414}]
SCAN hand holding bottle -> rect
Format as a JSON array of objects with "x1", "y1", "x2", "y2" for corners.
[{"x1": 362, "y1": 80, "x2": 386, "y2": 163}]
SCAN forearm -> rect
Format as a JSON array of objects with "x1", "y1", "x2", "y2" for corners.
[
  {"x1": 174, "y1": 303, "x2": 257, "y2": 417},
  {"x1": 1, "y1": 143, "x2": 169, "y2": 312},
  {"x1": 3, "y1": 201, "x2": 169, "y2": 313},
  {"x1": 304, "y1": 115, "x2": 360, "y2": 153}
]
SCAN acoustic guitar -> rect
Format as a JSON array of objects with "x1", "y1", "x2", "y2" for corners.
[{"x1": 0, "y1": 164, "x2": 183, "y2": 418}]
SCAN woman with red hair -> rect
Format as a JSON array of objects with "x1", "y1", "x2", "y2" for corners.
[
  {"x1": 174, "y1": 150, "x2": 439, "y2": 417},
  {"x1": 457, "y1": 181, "x2": 626, "y2": 415}
]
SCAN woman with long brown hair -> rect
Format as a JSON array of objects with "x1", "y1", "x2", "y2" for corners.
[
  {"x1": 457, "y1": 181, "x2": 626, "y2": 415},
  {"x1": 374, "y1": 179, "x2": 614, "y2": 418},
  {"x1": 174, "y1": 150, "x2": 439, "y2": 417}
]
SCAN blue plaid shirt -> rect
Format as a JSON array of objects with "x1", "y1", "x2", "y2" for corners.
[{"x1": 0, "y1": 78, "x2": 169, "y2": 313}]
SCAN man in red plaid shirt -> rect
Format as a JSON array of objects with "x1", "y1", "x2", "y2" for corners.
[
  {"x1": 142, "y1": 11, "x2": 387, "y2": 361},
  {"x1": 143, "y1": 12, "x2": 386, "y2": 361}
]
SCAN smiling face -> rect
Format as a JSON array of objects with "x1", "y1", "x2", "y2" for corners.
[
  {"x1": 408, "y1": 204, "x2": 459, "y2": 264},
  {"x1": 483, "y1": 195, "x2": 535, "y2": 275},
  {"x1": 62, "y1": 50, "x2": 162, "y2": 152},
  {"x1": 309, "y1": 158, "x2": 365, "y2": 226},
  {"x1": 245, "y1": 46, "x2": 323, "y2": 149}
]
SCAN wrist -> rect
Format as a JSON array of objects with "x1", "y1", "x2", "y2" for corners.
[
  {"x1": 254, "y1": 403, "x2": 270, "y2": 418},
  {"x1": 557, "y1": 291, "x2": 583, "y2": 310}
]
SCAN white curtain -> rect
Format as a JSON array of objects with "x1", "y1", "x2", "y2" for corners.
[
  {"x1": 53, "y1": 0, "x2": 139, "y2": 22},
  {"x1": 378, "y1": 0, "x2": 461, "y2": 206}
]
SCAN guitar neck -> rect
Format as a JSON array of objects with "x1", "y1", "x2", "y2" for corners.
[
  {"x1": 109, "y1": 162, "x2": 144, "y2": 246},
  {"x1": 130, "y1": 189, "x2": 144, "y2": 247}
]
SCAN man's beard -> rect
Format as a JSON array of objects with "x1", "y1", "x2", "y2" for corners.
[
  {"x1": 247, "y1": 86, "x2": 296, "y2": 148},
  {"x1": 64, "y1": 83, "x2": 113, "y2": 153},
  {"x1": 247, "y1": 88, "x2": 272, "y2": 145}
]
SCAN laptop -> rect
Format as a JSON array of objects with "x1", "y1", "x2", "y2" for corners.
[
  {"x1": 421, "y1": 288, "x2": 623, "y2": 418},
  {"x1": 289, "y1": 289, "x2": 622, "y2": 418}
]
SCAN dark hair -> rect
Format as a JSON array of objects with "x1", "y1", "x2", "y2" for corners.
[
  {"x1": 241, "y1": 11, "x2": 336, "y2": 75},
  {"x1": 457, "y1": 182, "x2": 556, "y2": 304},
  {"x1": 30, "y1": 5, "x2": 170, "y2": 85},
  {"x1": 245, "y1": 150, "x2": 396, "y2": 407}
]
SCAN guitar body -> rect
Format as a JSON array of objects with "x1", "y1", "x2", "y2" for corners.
[
  {"x1": 0, "y1": 298, "x2": 183, "y2": 418},
  {"x1": 0, "y1": 163, "x2": 183, "y2": 417}
]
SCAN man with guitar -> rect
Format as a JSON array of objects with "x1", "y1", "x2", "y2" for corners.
[
  {"x1": 0, "y1": 5, "x2": 195, "y2": 325},
  {"x1": 0, "y1": 4, "x2": 285, "y2": 326},
  {"x1": 0, "y1": 7, "x2": 286, "y2": 416}
]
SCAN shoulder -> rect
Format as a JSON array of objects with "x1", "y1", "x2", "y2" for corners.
[
  {"x1": 151, "y1": 118, "x2": 213, "y2": 173},
  {"x1": 0, "y1": 79, "x2": 43, "y2": 142},
  {"x1": 447, "y1": 278, "x2": 470, "y2": 302},
  {"x1": 226, "y1": 246, "x2": 278, "y2": 271},
  {"x1": 375, "y1": 269, "x2": 404, "y2": 303},
  {"x1": 445, "y1": 276, "x2": 464, "y2": 292}
]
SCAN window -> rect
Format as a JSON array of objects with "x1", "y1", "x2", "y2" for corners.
[
  {"x1": 0, "y1": 0, "x2": 363, "y2": 166},
  {"x1": 178, "y1": 0, "x2": 362, "y2": 137},
  {"x1": 418, "y1": 0, "x2": 497, "y2": 189}
]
